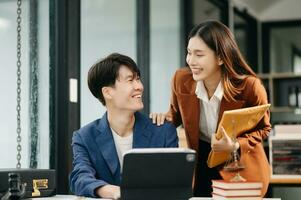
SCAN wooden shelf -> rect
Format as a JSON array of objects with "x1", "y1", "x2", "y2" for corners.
[
  {"x1": 258, "y1": 73, "x2": 301, "y2": 79},
  {"x1": 270, "y1": 177, "x2": 301, "y2": 184},
  {"x1": 257, "y1": 72, "x2": 301, "y2": 123},
  {"x1": 271, "y1": 107, "x2": 301, "y2": 114}
]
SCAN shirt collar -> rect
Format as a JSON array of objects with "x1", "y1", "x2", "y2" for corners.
[{"x1": 195, "y1": 81, "x2": 224, "y2": 102}]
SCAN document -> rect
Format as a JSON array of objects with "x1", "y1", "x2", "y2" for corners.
[{"x1": 207, "y1": 104, "x2": 271, "y2": 168}]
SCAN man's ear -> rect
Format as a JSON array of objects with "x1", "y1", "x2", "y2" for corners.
[{"x1": 102, "y1": 87, "x2": 112, "y2": 100}]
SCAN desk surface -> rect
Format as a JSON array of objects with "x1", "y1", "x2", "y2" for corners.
[{"x1": 25, "y1": 195, "x2": 281, "y2": 200}]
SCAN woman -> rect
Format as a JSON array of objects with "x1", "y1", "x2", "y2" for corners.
[{"x1": 151, "y1": 20, "x2": 271, "y2": 197}]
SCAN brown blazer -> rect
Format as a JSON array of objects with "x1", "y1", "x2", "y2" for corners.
[{"x1": 167, "y1": 67, "x2": 271, "y2": 196}]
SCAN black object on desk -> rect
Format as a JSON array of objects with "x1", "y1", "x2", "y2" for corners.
[
  {"x1": 0, "y1": 169, "x2": 56, "y2": 199},
  {"x1": 120, "y1": 148, "x2": 196, "y2": 200},
  {"x1": 1, "y1": 173, "x2": 25, "y2": 200}
]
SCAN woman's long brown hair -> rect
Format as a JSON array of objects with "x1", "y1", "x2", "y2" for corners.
[{"x1": 188, "y1": 20, "x2": 257, "y2": 102}]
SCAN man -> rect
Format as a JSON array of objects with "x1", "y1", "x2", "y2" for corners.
[{"x1": 69, "y1": 53, "x2": 178, "y2": 199}]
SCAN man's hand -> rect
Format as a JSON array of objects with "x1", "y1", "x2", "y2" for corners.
[
  {"x1": 96, "y1": 184, "x2": 120, "y2": 199},
  {"x1": 211, "y1": 126, "x2": 239, "y2": 152}
]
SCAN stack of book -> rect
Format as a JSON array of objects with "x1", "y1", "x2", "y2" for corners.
[{"x1": 212, "y1": 180, "x2": 263, "y2": 200}]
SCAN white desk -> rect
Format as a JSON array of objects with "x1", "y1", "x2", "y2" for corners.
[
  {"x1": 25, "y1": 195, "x2": 281, "y2": 200},
  {"x1": 190, "y1": 198, "x2": 281, "y2": 200},
  {"x1": 25, "y1": 195, "x2": 109, "y2": 200}
]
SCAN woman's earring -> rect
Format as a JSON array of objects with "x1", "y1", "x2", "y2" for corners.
[{"x1": 218, "y1": 57, "x2": 223, "y2": 66}]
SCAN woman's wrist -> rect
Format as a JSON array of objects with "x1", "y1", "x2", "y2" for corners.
[{"x1": 233, "y1": 141, "x2": 240, "y2": 151}]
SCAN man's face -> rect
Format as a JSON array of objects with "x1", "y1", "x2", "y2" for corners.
[{"x1": 109, "y1": 65, "x2": 144, "y2": 112}]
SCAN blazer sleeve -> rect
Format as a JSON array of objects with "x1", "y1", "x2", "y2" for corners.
[
  {"x1": 163, "y1": 122, "x2": 179, "y2": 147},
  {"x1": 166, "y1": 70, "x2": 183, "y2": 127},
  {"x1": 69, "y1": 131, "x2": 107, "y2": 197},
  {"x1": 238, "y1": 77, "x2": 272, "y2": 151}
]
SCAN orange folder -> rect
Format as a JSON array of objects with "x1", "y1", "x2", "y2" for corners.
[{"x1": 207, "y1": 104, "x2": 271, "y2": 168}]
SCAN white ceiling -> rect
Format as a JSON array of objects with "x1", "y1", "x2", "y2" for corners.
[
  {"x1": 233, "y1": 0, "x2": 301, "y2": 21},
  {"x1": 234, "y1": 0, "x2": 281, "y2": 14}
]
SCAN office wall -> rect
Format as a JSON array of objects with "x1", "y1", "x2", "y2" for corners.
[{"x1": 0, "y1": 0, "x2": 49, "y2": 168}]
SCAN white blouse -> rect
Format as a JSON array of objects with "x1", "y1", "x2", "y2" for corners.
[{"x1": 195, "y1": 81, "x2": 224, "y2": 143}]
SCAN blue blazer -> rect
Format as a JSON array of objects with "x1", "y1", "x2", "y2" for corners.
[{"x1": 69, "y1": 112, "x2": 178, "y2": 197}]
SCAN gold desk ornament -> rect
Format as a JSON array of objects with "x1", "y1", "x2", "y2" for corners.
[{"x1": 32, "y1": 179, "x2": 48, "y2": 197}]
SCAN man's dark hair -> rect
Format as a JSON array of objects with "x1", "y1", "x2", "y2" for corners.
[{"x1": 87, "y1": 53, "x2": 140, "y2": 106}]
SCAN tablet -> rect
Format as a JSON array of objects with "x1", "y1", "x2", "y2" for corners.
[{"x1": 121, "y1": 148, "x2": 196, "y2": 200}]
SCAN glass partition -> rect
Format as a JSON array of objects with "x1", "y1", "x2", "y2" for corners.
[
  {"x1": 263, "y1": 21, "x2": 301, "y2": 74},
  {"x1": 233, "y1": 9, "x2": 258, "y2": 72},
  {"x1": 191, "y1": 0, "x2": 229, "y2": 65},
  {"x1": 80, "y1": 0, "x2": 136, "y2": 126},
  {"x1": 193, "y1": 0, "x2": 225, "y2": 24},
  {"x1": 0, "y1": 0, "x2": 49, "y2": 168},
  {"x1": 270, "y1": 27, "x2": 301, "y2": 73},
  {"x1": 150, "y1": 0, "x2": 181, "y2": 112}
]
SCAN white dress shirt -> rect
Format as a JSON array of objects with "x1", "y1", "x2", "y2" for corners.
[{"x1": 195, "y1": 81, "x2": 224, "y2": 143}]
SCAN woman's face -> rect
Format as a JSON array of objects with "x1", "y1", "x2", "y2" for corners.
[{"x1": 186, "y1": 36, "x2": 223, "y2": 82}]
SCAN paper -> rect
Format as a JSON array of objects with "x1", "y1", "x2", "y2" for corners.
[{"x1": 207, "y1": 104, "x2": 271, "y2": 168}]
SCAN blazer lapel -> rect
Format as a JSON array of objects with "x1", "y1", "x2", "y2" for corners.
[
  {"x1": 95, "y1": 113, "x2": 120, "y2": 180},
  {"x1": 132, "y1": 112, "x2": 151, "y2": 148}
]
